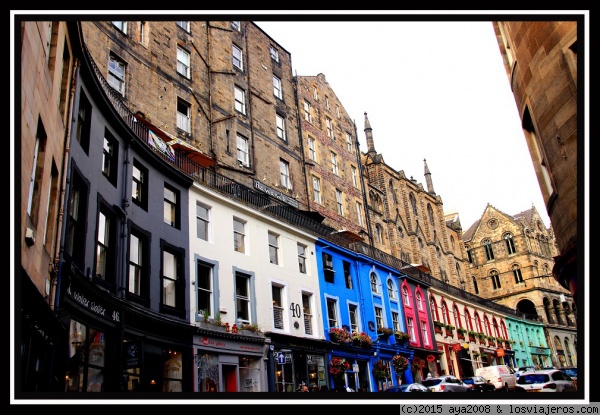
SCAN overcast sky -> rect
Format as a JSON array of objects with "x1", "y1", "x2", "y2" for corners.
[{"x1": 255, "y1": 17, "x2": 555, "y2": 230}]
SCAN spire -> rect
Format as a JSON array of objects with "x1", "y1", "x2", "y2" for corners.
[
  {"x1": 424, "y1": 158, "x2": 435, "y2": 194},
  {"x1": 364, "y1": 112, "x2": 376, "y2": 154}
]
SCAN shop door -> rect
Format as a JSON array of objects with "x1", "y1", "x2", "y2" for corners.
[{"x1": 223, "y1": 364, "x2": 237, "y2": 392}]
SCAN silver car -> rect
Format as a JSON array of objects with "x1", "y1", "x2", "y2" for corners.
[
  {"x1": 515, "y1": 369, "x2": 577, "y2": 393},
  {"x1": 421, "y1": 375, "x2": 472, "y2": 392}
]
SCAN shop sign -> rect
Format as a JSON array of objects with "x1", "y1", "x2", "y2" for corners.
[
  {"x1": 254, "y1": 180, "x2": 299, "y2": 208},
  {"x1": 452, "y1": 343, "x2": 463, "y2": 352},
  {"x1": 496, "y1": 347, "x2": 505, "y2": 357}
]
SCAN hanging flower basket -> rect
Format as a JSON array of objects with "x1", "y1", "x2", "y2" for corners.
[
  {"x1": 352, "y1": 331, "x2": 372, "y2": 347},
  {"x1": 392, "y1": 355, "x2": 409, "y2": 373},
  {"x1": 372, "y1": 360, "x2": 391, "y2": 380},
  {"x1": 329, "y1": 357, "x2": 350, "y2": 379},
  {"x1": 329, "y1": 328, "x2": 352, "y2": 345}
]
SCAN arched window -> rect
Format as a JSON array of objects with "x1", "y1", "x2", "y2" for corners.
[
  {"x1": 483, "y1": 239, "x2": 495, "y2": 261},
  {"x1": 464, "y1": 309, "x2": 473, "y2": 331},
  {"x1": 455, "y1": 262, "x2": 461, "y2": 277},
  {"x1": 441, "y1": 301, "x2": 450, "y2": 324},
  {"x1": 387, "y1": 279, "x2": 395, "y2": 300},
  {"x1": 375, "y1": 224, "x2": 384, "y2": 244},
  {"x1": 389, "y1": 180, "x2": 397, "y2": 204},
  {"x1": 512, "y1": 264, "x2": 524, "y2": 284},
  {"x1": 483, "y1": 316, "x2": 491, "y2": 336},
  {"x1": 492, "y1": 318, "x2": 500, "y2": 338},
  {"x1": 504, "y1": 233, "x2": 516, "y2": 254},
  {"x1": 450, "y1": 236, "x2": 456, "y2": 250},
  {"x1": 472, "y1": 276, "x2": 479, "y2": 294},
  {"x1": 490, "y1": 270, "x2": 501, "y2": 289},
  {"x1": 453, "y1": 305, "x2": 462, "y2": 329},
  {"x1": 370, "y1": 272, "x2": 378, "y2": 293},
  {"x1": 415, "y1": 291, "x2": 423, "y2": 311},
  {"x1": 402, "y1": 286, "x2": 410, "y2": 306},
  {"x1": 410, "y1": 193, "x2": 418, "y2": 215},
  {"x1": 430, "y1": 296, "x2": 439, "y2": 320},
  {"x1": 474, "y1": 313, "x2": 482, "y2": 333},
  {"x1": 564, "y1": 338, "x2": 574, "y2": 366}
]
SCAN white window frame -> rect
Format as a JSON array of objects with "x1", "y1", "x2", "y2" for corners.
[
  {"x1": 408, "y1": 317, "x2": 416, "y2": 341},
  {"x1": 233, "y1": 217, "x2": 246, "y2": 253},
  {"x1": 234, "y1": 86, "x2": 246, "y2": 114},
  {"x1": 231, "y1": 21, "x2": 241, "y2": 31},
  {"x1": 326, "y1": 117, "x2": 333, "y2": 139},
  {"x1": 112, "y1": 21, "x2": 127, "y2": 33},
  {"x1": 356, "y1": 202, "x2": 364, "y2": 226},
  {"x1": 312, "y1": 176, "x2": 321, "y2": 204},
  {"x1": 177, "y1": 21, "x2": 190, "y2": 32},
  {"x1": 279, "y1": 159, "x2": 291, "y2": 190},
  {"x1": 162, "y1": 250, "x2": 178, "y2": 307},
  {"x1": 273, "y1": 75, "x2": 283, "y2": 99},
  {"x1": 108, "y1": 55, "x2": 126, "y2": 95},
  {"x1": 237, "y1": 134, "x2": 249, "y2": 166},
  {"x1": 270, "y1": 45, "x2": 279, "y2": 62},
  {"x1": 276, "y1": 114, "x2": 286, "y2": 141},
  {"x1": 346, "y1": 132, "x2": 353, "y2": 152},
  {"x1": 421, "y1": 320, "x2": 429, "y2": 345},
  {"x1": 268, "y1": 231, "x2": 280, "y2": 265},
  {"x1": 303, "y1": 101, "x2": 312, "y2": 123},
  {"x1": 177, "y1": 46, "x2": 190, "y2": 78},
  {"x1": 297, "y1": 243, "x2": 307, "y2": 274},
  {"x1": 177, "y1": 98, "x2": 191, "y2": 133},
  {"x1": 335, "y1": 189, "x2": 343, "y2": 215},
  {"x1": 196, "y1": 202, "x2": 210, "y2": 242},
  {"x1": 330, "y1": 151, "x2": 338, "y2": 175},
  {"x1": 232, "y1": 44, "x2": 243, "y2": 70},
  {"x1": 128, "y1": 233, "x2": 142, "y2": 295},
  {"x1": 308, "y1": 137, "x2": 316, "y2": 161},
  {"x1": 272, "y1": 284, "x2": 285, "y2": 329},
  {"x1": 351, "y1": 165, "x2": 358, "y2": 187}
]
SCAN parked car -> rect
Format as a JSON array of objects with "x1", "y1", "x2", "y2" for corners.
[
  {"x1": 462, "y1": 376, "x2": 497, "y2": 392},
  {"x1": 421, "y1": 375, "x2": 472, "y2": 392},
  {"x1": 475, "y1": 365, "x2": 517, "y2": 391},
  {"x1": 383, "y1": 383, "x2": 432, "y2": 393},
  {"x1": 514, "y1": 366, "x2": 536, "y2": 379},
  {"x1": 558, "y1": 367, "x2": 578, "y2": 389},
  {"x1": 515, "y1": 369, "x2": 577, "y2": 392}
]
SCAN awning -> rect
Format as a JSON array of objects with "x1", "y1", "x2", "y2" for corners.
[
  {"x1": 169, "y1": 139, "x2": 215, "y2": 168},
  {"x1": 332, "y1": 229, "x2": 364, "y2": 241}
]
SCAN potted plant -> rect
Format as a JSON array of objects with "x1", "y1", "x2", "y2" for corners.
[
  {"x1": 468, "y1": 330, "x2": 477, "y2": 342},
  {"x1": 457, "y1": 327, "x2": 466, "y2": 339},
  {"x1": 328, "y1": 327, "x2": 352, "y2": 344},
  {"x1": 377, "y1": 327, "x2": 393, "y2": 337},
  {"x1": 372, "y1": 360, "x2": 391, "y2": 381},
  {"x1": 433, "y1": 321, "x2": 444, "y2": 334},
  {"x1": 329, "y1": 357, "x2": 350, "y2": 380},
  {"x1": 352, "y1": 331, "x2": 372, "y2": 347},
  {"x1": 394, "y1": 330, "x2": 410, "y2": 342},
  {"x1": 392, "y1": 355, "x2": 409, "y2": 374}
]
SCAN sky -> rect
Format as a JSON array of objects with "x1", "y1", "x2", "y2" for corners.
[{"x1": 255, "y1": 17, "x2": 555, "y2": 230}]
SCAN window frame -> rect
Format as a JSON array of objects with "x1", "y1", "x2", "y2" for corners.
[
  {"x1": 131, "y1": 159, "x2": 148, "y2": 210},
  {"x1": 269, "y1": 45, "x2": 279, "y2": 62},
  {"x1": 234, "y1": 86, "x2": 246, "y2": 115},
  {"x1": 127, "y1": 226, "x2": 150, "y2": 302},
  {"x1": 273, "y1": 75, "x2": 283, "y2": 99},
  {"x1": 176, "y1": 21, "x2": 190, "y2": 32},
  {"x1": 233, "y1": 217, "x2": 246, "y2": 253},
  {"x1": 237, "y1": 133, "x2": 249, "y2": 166},
  {"x1": 232, "y1": 44, "x2": 243, "y2": 71},
  {"x1": 176, "y1": 98, "x2": 191, "y2": 133},
  {"x1": 108, "y1": 54, "x2": 126, "y2": 96},
  {"x1": 196, "y1": 201, "x2": 210, "y2": 242},
  {"x1": 279, "y1": 159, "x2": 291, "y2": 190},
  {"x1": 177, "y1": 45, "x2": 191, "y2": 78},
  {"x1": 276, "y1": 113, "x2": 286, "y2": 141},
  {"x1": 268, "y1": 231, "x2": 280, "y2": 265},
  {"x1": 297, "y1": 243, "x2": 307, "y2": 274},
  {"x1": 101, "y1": 129, "x2": 119, "y2": 186},
  {"x1": 163, "y1": 183, "x2": 179, "y2": 229},
  {"x1": 312, "y1": 176, "x2": 321, "y2": 204}
]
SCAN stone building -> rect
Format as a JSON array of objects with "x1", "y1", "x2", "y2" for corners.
[
  {"x1": 492, "y1": 21, "x2": 579, "y2": 296},
  {"x1": 462, "y1": 203, "x2": 576, "y2": 367},
  {"x1": 81, "y1": 20, "x2": 308, "y2": 210}
]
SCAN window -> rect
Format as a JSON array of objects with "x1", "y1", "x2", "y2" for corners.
[
  {"x1": 176, "y1": 98, "x2": 191, "y2": 133},
  {"x1": 297, "y1": 243, "x2": 307, "y2": 274},
  {"x1": 234, "y1": 86, "x2": 246, "y2": 114},
  {"x1": 326, "y1": 117, "x2": 333, "y2": 139},
  {"x1": 128, "y1": 229, "x2": 148, "y2": 298},
  {"x1": 196, "y1": 261, "x2": 213, "y2": 318},
  {"x1": 268, "y1": 232, "x2": 279, "y2": 265},
  {"x1": 162, "y1": 249, "x2": 179, "y2": 308},
  {"x1": 490, "y1": 270, "x2": 501, "y2": 289},
  {"x1": 375, "y1": 307, "x2": 383, "y2": 330},
  {"x1": 407, "y1": 317, "x2": 416, "y2": 341},
  {"x1": 138, "y1": 21, "x2": 147, "y2": 45},
  {"x1": 131, "y1": 160, "x2": 147, "y2": 209},
  {"x1": 335, "y1": 189, "x2": 343, "y2": 215},
  {"x1": 370, "y1": 273, "x2": 378, "y2": 293},
  {"x1": 269, "y1": 45, "x2": 279, "y2": 62},
  {"x1": 101, "y1": 129, "x2": 118, "y2": 185},
  {"x1": 472, "y1": 276, "x2": 479, "y2": 294},
  {"x1": 177, "y1": 21, "x2": 190, "y2": 31},
  {"x1": 312, "y1": 176, "x2": 321, "y2": 203},
  {"x1": 427, "y1": 204, "x2": 434, "y2": 225},
  {"x1": 237, "y1": 134, "x2": 249, "y2": 166},
  {"x1": 112, "y1": 21, "x2": 127, "y2": 33},
  {"x1": 273, "y1": 75, "x2": 282, "y2": 99},
  {"x1": 421, "y1": 321, "x2": 429, "y2": 345},
  {"x1": 330, "y1": 151, "x2": 338, "y2": 175},
  {"x1": 356, "y1": 202, "x2": 364, "y2": 227},
  {"x1": 163, "y1": 184, "x2": 178, "y2": 228},
  {"x1": 351, "y1": 165, "x2": 358, "y2": 187},
  {"x1": 346, "y1": 133, "x2": 353, "y2": 152},
  {"x1": 323, "y1": 252, "x2": 334, "y2": 283},
  {"x1": 410, "y1": 193, "x2": 418, "y2": 215},
  {"x1": 27, "y1": 122, "x2": 45, "y2": 223},
  {"x1": 64, "y1": 171, "x2": 87, "y2": 266},
  {"x1": 349, "y1": 304, "x2": 359, "y2": 333},
  {"x1": 233, "y1": 217, "x2": 246, "y2": 253},
  {"x1": 302, "y1": 293, "x2": 313, "y2": 335},
  {"x1": 303, "y1": 101, "x2": 312, "y2": 123},
  {"x1": 96, "y1": 207, "x2": 115, "y2": 284},
  {"x1": 402, "y1": 286, "x2": 409, "y2": 306},
  {"x1": 232, "y1": 44, "x2": 243, "y2": 70},
  {"x1": 392, "y1": 312, "x2": 400, "y2": 333},
  {"x1": 336, "y1": 105, "x2": 340, "y2": 118},
  {"x1": 177, "y1": 46, "x2": 190, "y2": 78},
  {"x1": 504, "y1": 233, "x2": 516, "y2": 254},
  {"x1": 326, "y1": 298, "x2": 338, "y2": 328},
  {"x1": 308, "y1": 136, "x2": 316, "y2": 161},
  {"x1": 375, "y1": 224, "x2": 384, "y2": 244},
  {"x1": 453, "y1": 306, "x2": 461, "y2": 329},
  {"x1": 343, "y1": 261, "x2": 352, "y2": 289},
  {"x1": 512, "y1": 264, "x2": 524, "y2": 283},
  {"x1": 236, "y1": 272, "x2": 252, "y2": 323},
  {"x1": 279, "y1": 159, "x2": 291, "y2": 189},
  {"x1": 231, "y1": 21, "x2": 240, "y2": 31},
  {"x1": 313, "y1": 86, "x2": 318, "y2": 101},
  {"x1": 196, "y1": 202, "x2": 210, "y2": 241},
  {"x1": 272, "y1": 285, "x2": 284, "y2": 329},
  {"x1": 66, "y1": 321, "x2": 105, "y2": 392},
  {"x1": 484, "y1": 239, "x2": 495, "y2": 261},
  {"x1": 415, "y1": 291, "x2": 423, "y2": 311},
  {"x1": 108, "y1": 54, "x2": 126, "y2": 95},
  {"x1": 325, "y1": 96, "x2": 330, "y2": 110},
  {"x1": 387, "y1": 280, "x2": 395, "y2": 300},
  {"x1": 276, "y1": 114, "x2": 286, "y2": 141},
  {"x1": 75, "y1": 91, "x2": 91, "y2": 153}
]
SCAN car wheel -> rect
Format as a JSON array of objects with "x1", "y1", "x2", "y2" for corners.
[{"x1": 503, "y1": 384, "x2": 509, "y2": 392}]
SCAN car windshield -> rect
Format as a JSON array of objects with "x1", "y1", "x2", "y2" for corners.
[
  {"x1": 421, "y1": 379, "x2": 441, "y2": 387},
  {"x1": 517, "y1": 374, "x2": 550, "y2": 384},
  {"x1": 462, "y1": 378, "x2": 474, "y2": 385},
  {"x1": 561, "y1": 368, "x2": 577, "y2": 377}
]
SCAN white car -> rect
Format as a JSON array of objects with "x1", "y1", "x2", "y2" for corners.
[
  {"x1": 515, "y1": 369, "x2": 577, "y2": 392},
  {"x1": 514, "y1": 366, "x2": 536, "y2": 379}
]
